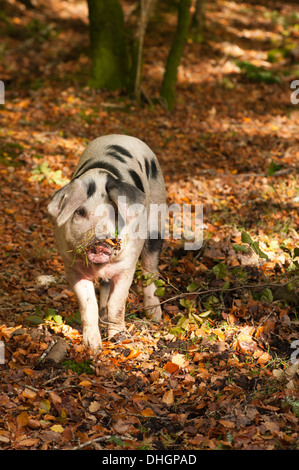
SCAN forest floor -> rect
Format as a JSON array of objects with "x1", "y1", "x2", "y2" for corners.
[{"x1": 0, "y1": 0, "x2": 298, "y2": 451}]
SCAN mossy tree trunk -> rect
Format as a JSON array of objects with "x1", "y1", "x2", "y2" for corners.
[
  {"x1": 191, "y1": 0, "x2": 206, "y2": 42},
  {"x1": 160, "y1": 0, "x2": 191, "y2": 110},
  {"x1": 87, "y1": 0, "x2": 129, "y2": 90}
]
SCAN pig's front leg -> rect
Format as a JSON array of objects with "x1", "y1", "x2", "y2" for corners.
[
  {"x1": 66, "y1": 268, "x2": 102, "y2": 350},
  {"x1": 106, "y1": 268, "x2": 135, "y2": 339}
]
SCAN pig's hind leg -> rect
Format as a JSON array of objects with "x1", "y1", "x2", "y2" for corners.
[{"x1": 141, "y1": 237, "x2": 163, "y2": 322}]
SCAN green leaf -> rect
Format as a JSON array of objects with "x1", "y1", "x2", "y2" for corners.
[
  {"x1": 45, "y1": 307, "x2": 56, "y2": 316},
  {"x1": 222, "y1": 280, "x2": 230, "y2": 291},
  {"x1": 74, "y1": 311, "x2": 81, "y2": 325},
  {"x1": 241, "y1": 231, "x2": 253, "y2": 245},
  {"x1": 293, "y1": 247, "x2": 299, "y2": 259},
  {"x1": 198, "y1": 310, "x2": 211, "y2": 318},
  {"x1": 176, "y1": 315, "x2": 190, "y2": 330},
  {"x1": 237, "y1": 60, "x2": 280, "y2": 83},
  {"x1": 143, "y1": 273, "x2": 156, "y2": 286},
  {"x1": 27, "y1": 315, "x2": 44, "y2": 325},
  {"x1": 232, "y1": 244, "x2": 249, "y2": 253},
  {"x1": 267, "y1": 160, "x2": 283, "y2": 176},
  {"x1": 261, "y1": 288, "x2": 273, "y2": 303},
  {"x1": 169, "y1": 326, "x2": 185, "y2": 336},
  {"x1": 154, "y1": 287, "x2": 165, "y2": 297},
  {"x1": 52, "y1": 315, "x2": 63, "y2": 325},
  {"x1": 213, "y1": 262, "x2": 228, "y2": 279},
  {"x1": 39, "y1": 399, "x2": 51, "y2": 414},
  {"x1": 154, "y1": 279, "x2": 165, "y2": 287},
  {"x1": 204, "y1": 296, "x2": 219, "y2": 310},
  {"x1": 287, "y1": 282, "x2": 293, "y2": 292},
  {"x1": 251, "y1": 241, "x2": 269, "y2": 260},
  {"x1": 45, "y1": 307, "x2": 56, "y2": 321},
  {"x1": 108, "y1": 436, "x2": 126, "y2": 446},
  {"x1": 226, "y1": 430, "x2": 233, "y2": 444},
  {"x1": 187, "y1": 281, "x2": 199, "y2": 292},
  {"x1": 180, "y1": 298, "x2": 187, "y2": 307}
]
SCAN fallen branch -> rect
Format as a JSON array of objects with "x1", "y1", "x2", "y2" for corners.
[
  {"x1": 71, "y1": 435, "x2": 126, "y2": 450},
  {"x1": 136, "y1": 276, "x2": 299, "y2": 312},
  {"x1": 39, "y1": 338, "x2": 68, "y2": 365}
]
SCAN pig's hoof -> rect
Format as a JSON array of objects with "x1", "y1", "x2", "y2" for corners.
[
  {"x1": 83, "y1": 336, "x2": 102, "y2": 351},
  {"x1": 145, "y1": 305, "x2": 162, "y2": 322}
]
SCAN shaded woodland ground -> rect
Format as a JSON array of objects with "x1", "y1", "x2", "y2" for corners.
[{"x1": 0, "y1": 0, "x2": 298, "y2": 450}]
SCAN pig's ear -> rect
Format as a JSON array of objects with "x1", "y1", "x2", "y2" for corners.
[
  {"x1": 106, "y1": 176, "x2": 145, "y2": 233},
  {"x1": 48, "y1": 179, "x2": 87, "y2": 227},
  {"x1": 106, "y1": 176, "x2": 146, "y2": 222},
  {"x1": 106, "y1": 176, "x2": 145, "y2": 206}
]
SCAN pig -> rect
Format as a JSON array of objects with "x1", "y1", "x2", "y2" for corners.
[{"x1": 48, "y1": 134, "x2": 166, "y2": 350}]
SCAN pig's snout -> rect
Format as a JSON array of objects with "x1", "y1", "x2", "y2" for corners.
[{"x1": 85, "y1": 237, "x2": 121, "y2": 264}]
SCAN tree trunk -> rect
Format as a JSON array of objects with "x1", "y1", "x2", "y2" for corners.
[
  {"x1": 191, "y1": 0, "x2": 206, "y2": 42},
  {"x1": 160, "y1": 0, "x2": 191, "y2": 110},
  {"x1": 133, "y1": 0, "x2": 156, "y2": 102},
  {"x1": 87, "y1": 0, "x2": 129, "y2": 90}
]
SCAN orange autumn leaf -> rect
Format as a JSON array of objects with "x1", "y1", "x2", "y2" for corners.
[
  {"x1": 17, "y1": 411, "x2": 29, "y2": 427},
  {"x1": 165, "y1": 362, "x2": 179, "y2": 374},
  {"x1": 213, "y1": 329, "x2": 225, "y2": 341},
  {"x1": 256, "y1": 351, "x2": 271, "y2": 365},
  {"x1": 141, "y1": 408, "x2": 155, "y2": 417},
  {"x1": 18, "y1": 438, "x2": 39, "y2": 448},
  {"x1": 197, "y1": 368, "x2": 209, "y2": 380},
  {"x1": 79, "y1": 380, "x2": 92, "y2": 388},
  {"x1": 122, "y1": 348, "x2": 141, "y2": 361},
  {"x1": 22, "y1": 388, "x2": 37, "y2": 400}
]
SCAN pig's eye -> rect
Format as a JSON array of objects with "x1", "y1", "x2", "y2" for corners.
[{"x1": 75, "y1": 207, "x2": 88, "y2": 218}]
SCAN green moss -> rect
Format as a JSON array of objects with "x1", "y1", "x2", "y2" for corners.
[
  {"x1": 62, "y1": 359, "x2": 94, "y2": 375},
  {"x1": 87, "y1": 0, "x2": 129, "y2": 90},
  {"x1": 160, "y1": 0, "x2": 191, "y2": 110}
]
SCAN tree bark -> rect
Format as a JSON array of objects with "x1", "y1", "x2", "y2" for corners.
[
  {"x1": 160, "y1": 0, "x2": 191, "y2": 110},
  {"x1": 191, "y1": 0, "x2": 206, "y2": 42},
  {"x1": 134, "y1": 0, "x2": 156, "y2": 102},
  {"x1": 87, "y1": 0, "x2": 129, "y2": 90}
]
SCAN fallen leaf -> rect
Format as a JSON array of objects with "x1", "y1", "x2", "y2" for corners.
[
  {"x1": 22, "y1": 388, "x2": 37, "y2": 400},
  {"x1": 18, "y1": 438, "x2": 39, "y2": 447},
  {"x1": 172, "y1": 353, "x2": 188, "y2": 367},
  {"x1": 273, "y1": 369, "x2": 285, "y2": 381},
  {"x1": 165, "y1": 362, "x2": 179, "y2": 374},
  {"x1": 17, "y1": 411, "x2": 29, "y2": 427},
  {"x1": 141, "y1": 408, "x2": 155, "y2": 417},
  {"x1": 89, "y1": 401, "x2": 101, "y2": 413},
  {"x1": 256, "y1": 352, "x2": 271, "y2": 365},
  {"x1": 122, "y1": 348, "x2": 141, "y2": 361},
  {"x1": 49, "y1": 391, "x2": 62, "y2": 405},
  {"x1": 79, "y1": 380, "x2": 92, "y2": 388},
  {"x1": 162, "y1": 389, "x2": 174, "y2": 405},
  {"x1": 50, "y1": 424, "x2": 64, "y2": 433}
]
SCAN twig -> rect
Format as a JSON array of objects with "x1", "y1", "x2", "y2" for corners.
[
  {"x1": 136, "y1": 276, "x2": 299, "y2": 311},
  {"x1": 72, "y1": 435, "x2": 125, "y2": 450},
  {"x1": 39, "y1": 339, "x2": 57, "y2": 362},
  {"x1": 162, "y1": 276, "x2": 299, "y2": 304}
]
